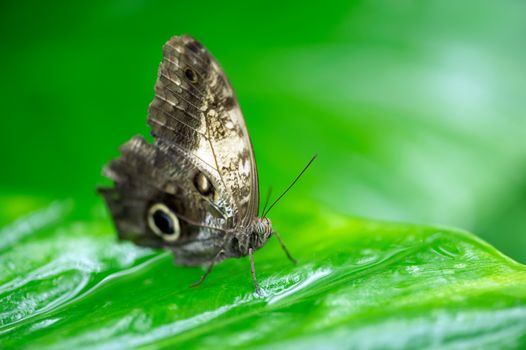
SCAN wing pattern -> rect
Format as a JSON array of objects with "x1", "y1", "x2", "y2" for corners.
[{"x1": 148, "y1": 35, "x2": 259, "y2": 227}]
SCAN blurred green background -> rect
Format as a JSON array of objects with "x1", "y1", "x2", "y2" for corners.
[{"x1": 1, "y1": 0, "x2": 525, "y2": 262}]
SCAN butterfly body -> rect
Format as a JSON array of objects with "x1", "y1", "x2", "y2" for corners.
[{"x1": 99, "y1": 35, "x2": 276, "y2": 276}]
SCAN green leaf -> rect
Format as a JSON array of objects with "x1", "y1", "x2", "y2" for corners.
[{"x1": 2, "y1": 197, "x2": 526, "y2": 349}]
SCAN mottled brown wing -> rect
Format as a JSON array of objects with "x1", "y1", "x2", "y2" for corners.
[
  {"x1": 99, "y1": 135, "x2": 233, "y2": 265},
  {"x1": 148, "y1": 35, "x2": 259, "y2": 227}
]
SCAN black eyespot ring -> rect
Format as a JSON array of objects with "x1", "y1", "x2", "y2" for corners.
[
  {"x1": 147, "y1": 203, "x2": 180, "y2": 242},
  {"x1": 184, "y1": 67, "x2": 198, "y2": 83}
]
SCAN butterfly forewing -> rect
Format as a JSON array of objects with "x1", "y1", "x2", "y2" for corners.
[{"x1": 148, "y1": 35, "x2": 259, "y2": 227}]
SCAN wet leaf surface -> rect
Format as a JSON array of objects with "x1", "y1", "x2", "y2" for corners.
[{"x1": 1, "y1": 197, "x2": 525, "y2": 349}]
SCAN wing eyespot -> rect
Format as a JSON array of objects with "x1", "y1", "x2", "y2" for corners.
[
  {"x1": 147, "y1": 203, "x2": 180, "y2": 242},
  {"x1": 194, "y1": 172, "x2": 214, "y2": 196},
  {"x1": 184, "y1": 67, "x2": 198, "y2": 83}
]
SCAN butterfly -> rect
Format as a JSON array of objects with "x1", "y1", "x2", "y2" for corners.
[{"x1": 98, "y1": 35, "x2": 315, "y2": 294}]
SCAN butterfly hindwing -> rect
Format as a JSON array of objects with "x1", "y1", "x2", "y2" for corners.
[{"x1": 100, "y1": 135, "x2": 235, "y2": 264}]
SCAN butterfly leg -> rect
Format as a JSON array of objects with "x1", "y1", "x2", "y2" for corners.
[
  {"x1": 190, "y1": 249, "x2": 224, "y2": 288},
  {"x1": 248, "y1": 247, "x2": 262, "y2": 295},
  {"x1": 273, "y1": 231, "x2": 298, "y2": 264}
]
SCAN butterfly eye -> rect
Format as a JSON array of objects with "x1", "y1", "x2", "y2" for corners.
[
  {"x1": 147, "y1": 203, "x2": 180, "y2": 242},
  {"x1": 184, "y1": 67, "x2": 198, "y2": 83},
  {"x1": 194, "y1": 172, "x2": 214, "y2": 196}
]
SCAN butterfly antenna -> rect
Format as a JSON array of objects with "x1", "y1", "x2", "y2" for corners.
[
  {"x1": 263, "y1": 154, "x2": 317, "y2": 218},
  {"x1": 260, "y1": 187, "x2": 273, "y2": 217}
]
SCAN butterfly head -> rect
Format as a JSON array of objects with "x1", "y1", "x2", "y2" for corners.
[{"x1": 249, "y1": 217, "x2": 273, "y2": 250}]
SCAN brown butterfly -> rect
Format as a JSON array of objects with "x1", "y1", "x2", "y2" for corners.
[{"x1": 98, "y1": 35, "x2": 315, "y2": 294}]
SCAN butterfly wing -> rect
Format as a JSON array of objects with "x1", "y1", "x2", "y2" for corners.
[
  {"x1": 148, "y1": 35, "x2": 259, "y2": 227},
  {"x1": 99, "y1": 35, "x2": 259, "y2": 264}
]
